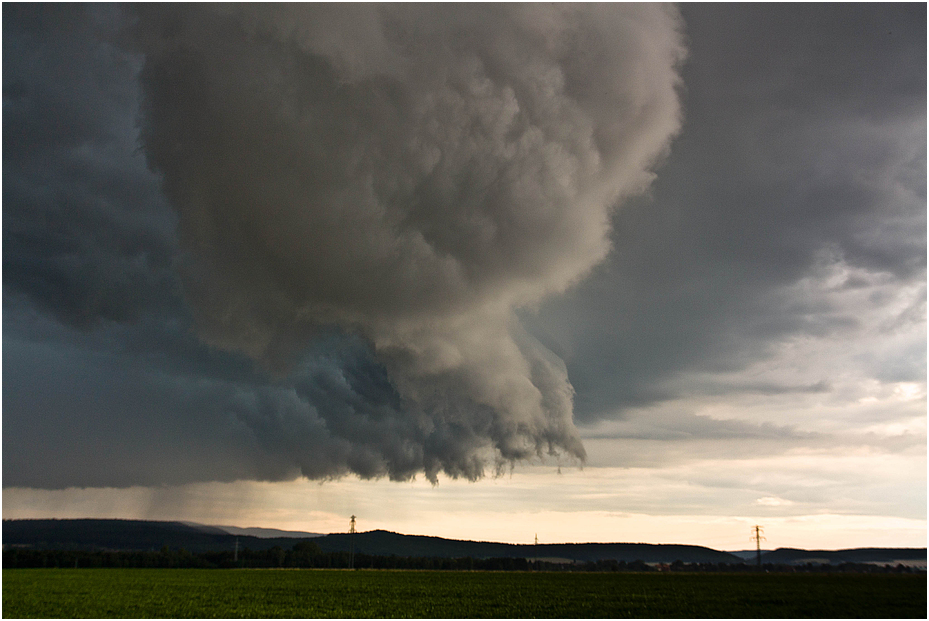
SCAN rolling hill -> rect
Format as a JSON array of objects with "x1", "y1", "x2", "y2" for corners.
[
  {"x1": 312, "y1": 529, "x2": 740, "y2": 564},
  {"x1": 760, "y1": 547, "x2": 926, "y2": 566},
  {"x1": 185, "y1": 523, "x2": 323, "y2": 539},
  {"x1": 1, "y1": 519, "x2": 738, "y2": 562},
  {"x1": 4, "y1": 519, "x2": 923, "y2": 566}
]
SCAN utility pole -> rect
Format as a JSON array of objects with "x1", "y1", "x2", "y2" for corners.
[
  {"x1": 349, "y1": 515, "x2": 356, "y2": 570},
  {"x1": 750, "y1": 525, "x2": 765, "y2": 569},
  {"x1": 234, "y1": 537, "x2": 239, "y2": 563}
]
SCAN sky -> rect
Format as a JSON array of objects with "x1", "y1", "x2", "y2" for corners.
[{"x1": 3, "y1": 3, "x2": 926, "y2": 552}]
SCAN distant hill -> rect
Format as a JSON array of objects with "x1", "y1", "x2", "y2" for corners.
[
  {"x1": 761, "y1": 547, "x2": 927, "y2": 566},
  {"x1": 3, "y1": 520, "x2": 923, "y2": 567},
  {"x1": 1, "y1": 519, "x2": 737, "y2": 563},
  {"x1": 315, "y1": 530, "x2": 741, "y2": 564},
  {"x1": 3, "y1": 519, "x2": 262, "y2": 553},
  {"x1": 1, "y1": 519, "x2": 319, "y2": 554},
  {"x1": 728, "y1": 550, "x2": 770, "y2": 560},
  {"x1": 185, "y1": 523, "x2": 323, "y2": 539}
]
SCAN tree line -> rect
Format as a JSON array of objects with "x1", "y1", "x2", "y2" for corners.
[{"x1": 3, "y1": 542, "x2": 922, "y2": 573}]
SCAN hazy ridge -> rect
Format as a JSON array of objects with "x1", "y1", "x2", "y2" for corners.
[{"x1": 4, "y1": 519, "x2": 924, "y2": 566}]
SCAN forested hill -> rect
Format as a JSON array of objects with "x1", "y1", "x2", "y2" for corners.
[
  {"x1": 3, "y1": 519, "x2": 267, "y2": 553},
  {"x1": 761, "y1": 547, "x2": 926, "y2": 566},
  {"x1": 4, "y1": 520, "x2": 923, "y2": 566},
  {"x1": 315, "y1": 530, "x2": 740, "y2": 564},
  {"x1": 3, "y1": 519, "x2": 738, "y2": 563}
]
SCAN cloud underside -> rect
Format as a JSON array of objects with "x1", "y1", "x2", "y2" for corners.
[
  {"x1": 2, "y1": 4, "x2": 923, "y2": 490},
  {"x1": 4, "y1": 4, "x2": 686, "y2": 485},
  {"x1": 129, "y1": 5, "x2": 687, "y2": 481}
]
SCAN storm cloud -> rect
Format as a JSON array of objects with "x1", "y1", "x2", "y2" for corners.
[
  {"x1": 126, "y1": 4, "x2": 686, "y2": 480},
  {"x1": 524, "y1": 3, "x2": 926, "y2": 422},
  {"x1": 4, "y1": 4, "x2": 686, "y2": 485},
  {"x1": 4, "y1": 3, "x2": 923, "y2": 510}
]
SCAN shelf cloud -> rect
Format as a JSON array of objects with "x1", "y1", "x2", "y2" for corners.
[
  {"x1": 119, "y1": 4, "x2": 686, "y2": 482},
  {"x1": 5, "y1": 2, "x2": 921, "y2": 538}
]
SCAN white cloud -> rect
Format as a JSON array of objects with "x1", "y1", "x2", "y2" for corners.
[{"x1": 755, "y1": 496, "x2": 792, "y2": 507}]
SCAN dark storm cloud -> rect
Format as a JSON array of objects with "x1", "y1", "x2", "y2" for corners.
[
  {"x1": 525, "y1": 3, "x2": 926, "y2": 423},
  {"x1": 3, "y1": 4, "x2": 179, "y2": 328},
  {"x1": 4, "y1": 4, "x2": 922, "y2": 491},
  {"x1": 4, "y1": 4, "x2": 686, "y2": 488},
  {"x1": 123, "y1": 4, "x2": 684, "y2": 480}
]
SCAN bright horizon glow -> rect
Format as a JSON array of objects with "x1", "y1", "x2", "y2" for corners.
[{"x1": 4, "y1": 471, "x2": 925, "y2": 551}]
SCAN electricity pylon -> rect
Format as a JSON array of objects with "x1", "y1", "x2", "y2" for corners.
[
  {"x1": 750, "y1": 525, "x2": 766, "y2": 569},
  {"x1": 349, "y1": 515, "x2": 356, "y2": 569}
]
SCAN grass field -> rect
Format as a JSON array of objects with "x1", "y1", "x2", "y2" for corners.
[{"x1": 3, "y1": 568, "x2": 925, "y2": 618}]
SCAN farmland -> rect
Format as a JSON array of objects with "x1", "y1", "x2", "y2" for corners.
[{"x1": 4, "y1": 569, "x2": 925, "y2": 618}]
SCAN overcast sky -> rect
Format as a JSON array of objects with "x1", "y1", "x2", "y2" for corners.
[{"x1": 4, "y1": 3, "x2": 925, "y2": 551}]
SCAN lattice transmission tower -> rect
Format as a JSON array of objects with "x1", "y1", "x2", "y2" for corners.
[
  {"x1": 750, "y1": 525, "x2": 766, "y2": 569},
  {"x1": 349, "y1": 515, "x2": 356, "y2": 569}
]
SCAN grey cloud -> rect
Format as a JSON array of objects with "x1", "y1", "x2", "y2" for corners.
[
  {"x1": 525, "y1": 3, "x2": 926, "y2": 422},
  {"x1": 2, "y1": 314, "x2": 575, "y2": 488},
  {"x1": 5, "y1": 4, "x2": 922, "y2": 492},
  {"x1": 582, "y1": 410, "x2": 811, "y2": 443},
  {"x1": 130, "y1": 4, "x2": 684, "y2": 332},
  {"x1": 123, "y1": 4, "x2": 685, "y2": 482},
  {"x1": 3, "y1": 321, "x2": 399, "y2": 487},
  {"x1": 2, "y1": 333, "x2": 254, "y2": 488},
  {"x1": 691, "y1": 380, "x2": 832, "y2": 398},
  {"x1": 4, "y1": 4, "x2": 686, "y2": 488},
  {"x1": 3, "y1": 4, "x2": 180, "y2": 329},
  {"x1": 580, "y1": 407, "x2": 923, "y2": 474}
]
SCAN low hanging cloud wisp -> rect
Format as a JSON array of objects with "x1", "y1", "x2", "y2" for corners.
[{"x1": 130, "y1": 4, "x2": 686, "y2": 482}]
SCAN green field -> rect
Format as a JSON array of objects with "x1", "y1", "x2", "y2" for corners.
[{"x1": 3, "y1": 569, "x2": 925, "y2": 618}]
